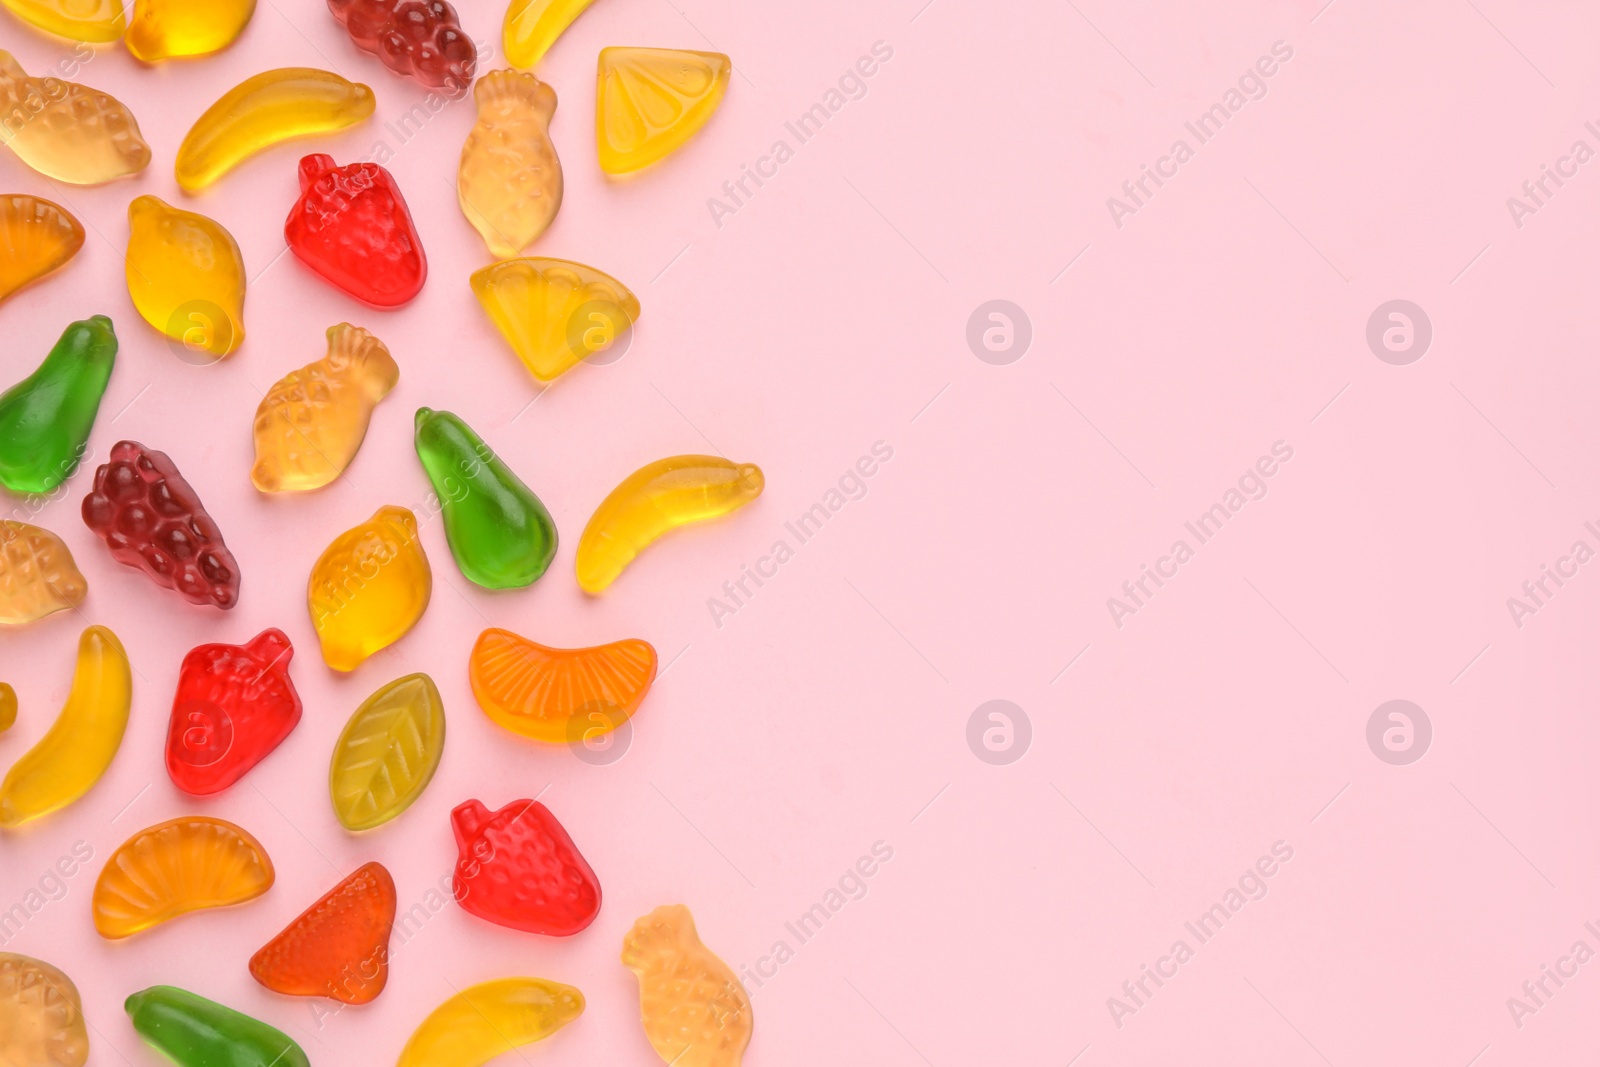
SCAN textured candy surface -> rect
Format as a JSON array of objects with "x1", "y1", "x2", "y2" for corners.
[
  {"x1": 166, "y1": 629, "x2": 301, "y2": 796},
  {"x1": 0, "y1": 195, "x2": 83, "y2": 304},
  {"x1": 596, "y1": 47, "x2": 730, "y2": 174},
  {"x1": 249, "y1": 862, "x2": 396, "y2": 1004},
  {"x1": 126, "y1": 195, "x2": 246, "y2": 360},
  {"x1": 126, "y1": 0, "x2": 256, "y2": 61},
  {"x1": 94, "y1": 817, "x2": 274, "y2": 939},
  {"x1": 0, "y1": 521, "x2": 87, "y2": 626},
  {"x1": 126, "y1": 986, "x2": 308, "y2": 1067},
  {"x1": 502, "y1": 0, "x2": 598, "y2": 69},
  {"x1": 0, "y1": 0, "x2": 123, "y2": 40},
  {"x1": 0, "y1": 51, "x2": 149, "y2": 183},
  {"x1": 0, "y1": 684, "x2": 13, "y2": 731},
  {"x1": 452, "y1": 798, "x2": 600, "y2": 935},
  {"x1": 458, "y1": 70, "x2": 562, "y2": 258},
  {"x1": 0, "y1": 953, "x2": 89, "y2": 1067},
  {"x1": 0, "y1": 316, "x2": 115, "y2": 494},
  {"x1": 470, "y1": 257, "x2": 638, "y2": 382},
  {"x1": 623, "y1": 904, "x2": 753, "y2": 1067},
  {"x1": 470, "y1": 628, "x2": 656, "y2": 743},
  {"x1": 328, "y1": 0, "x2": 475, "y2": 88},
  {"x1": 329, "y1": 673, "x2": 444, "y2": 830},
  {"x1": 397, "y1": 978, "x2": 583, "y2": 1067},
  {"x1": 308, "y1": 506, "x2": 431, "y2": 670},
  {"x1": 286, "y1": 153, "x2": 426, "y2": 307}
]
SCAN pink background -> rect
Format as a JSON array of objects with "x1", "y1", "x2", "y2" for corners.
[{"x1": 3, "y1": 0, "x2": 1599, "y2": 1063}]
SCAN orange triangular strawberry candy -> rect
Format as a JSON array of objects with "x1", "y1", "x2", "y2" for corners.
[{"x1": 249, "y1": 861, "x2": 396, "y2": 1004}]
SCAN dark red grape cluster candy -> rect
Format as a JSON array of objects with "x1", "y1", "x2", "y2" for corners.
[
  {"x1": 327, "y1": 0, "x2": 477, "y2": 90},
  {"x1": 81, "y1": 440, "x2": 241, "y2": 609}
]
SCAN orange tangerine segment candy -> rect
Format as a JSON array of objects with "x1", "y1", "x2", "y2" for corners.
[
  {"x1": 0, "y1": 52, "x2": 150, "y2": 184},
  {"x1": 93, "y1": 816, "x2": 274, "y2": 939},
  {"x1": 0, "y1": 952, "x2": 89, "y2": 1067},
  {"x1": 0, "y1": 195, "x2": 83, "y2": 305},
  {"x1": 0, "y1": 521, "x2": 87, "y2": 626},
  {"x1": 469, "y1": 628, "x2": 656, "y2": 743},
  {"x1": 249, "y1": 862, "x2": 395, "y2": 1004},
  {"x1": 623, "y1": 904, "x2": 752, "y2": 1067}
]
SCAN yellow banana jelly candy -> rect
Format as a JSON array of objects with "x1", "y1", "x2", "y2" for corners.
[
  {"x1": 0, "y1": 626, "x2": 131, "y2": 829},
  {"x1": 126, "y1": 196, "x2": 246, "y2": 361},
  {"x1": 623, "y1": 905, "x2": 752, "y2": 1067},
  {"x1": 503, "y1": 0, "x2": 599, "y2": 69},
  {"x1": 0, "y1": 952, "x2": 89, "y2": 1067},
  {"x1": 252, "y1": 324, "x2": 398, "y2": 492},
  {"x1": 0, "y1": 51, "x2": 150, "y2": 184},
  {"x1": 596, "y1": 47, "x2": 730, "y2": 175},
  {"x1": 93, "y1": 816, "x2": 274, "y2": 938},
  {"x1": 0, "y1": 521, "x2": 87, "y2": 626},
  {"x1": 0, "y1": 195, "x2": 84, "y2": 305},
  {"x1": 0, "y1": 0, "x2": 122, "y2": 42},
  {"x1": 309, "y1": 506, "x2": 431, "y2": 671},
  {"x1": 126, "y1": 0, "x2": 257, "y2": 61},
  {"x1": 397, "y1": 978, "x2": 583, "y2": 1067},
  {"x1": 458, "y1": 69, "x2": 562, "y2": 258},
  {"x1": 470, "y1": 257, "x2": 638, "y2": 382}
]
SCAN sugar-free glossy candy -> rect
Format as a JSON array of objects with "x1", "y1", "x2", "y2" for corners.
[
  {"x1": 126, "y1": 987, "x2": 308, "y2": 1067},
  {"x1": 1, "y1": 0, "x2": 122, "y2": 40},
  {"x1": 126, "y1": 0, "x2": 256, "y2": 61},
  {"x1": 82, "y1": 441, "x2": 241, "y2": 609},
  {"x1": 329, "y1": 673, "x2": 444, "y2": 830},
  {"x1": 458, "y1": 70, "x2": 562, "y2": 258},
  {"x1": 0, "y1": 627, "x2": 129, "y2": 829},
  {"x1": 94, "y1": 817, "x2": 273, "y2": 938},
  {"x1": 414, "y1": 408, "x2": 556, "y2": 589},
  {"x1": 0, "y1": 953, "x2": 88, "y2": 1067},
  {"x1": 309, "y1": 505, "x2": 431, "y2": 671},
  {"x1": 126, "y1": 196, "x2": 246, "y2": 360},
  {"x1": 452, "y1": 799, "x2": 599, "y2": 935},
  {"x1": 470, "y1": 628, "x2": 655, "y2": 743},
  {"x1": 166, "y1": 629, "x2": 300, "y2": 796},
  {"x1": 577, "y1": 456, "x2": 764, "y2": 593},
  {"x1": 250, "y1": 862, "x2": 396, "y2": 1004},
  {"x1": 0, "y1": 52, "x2": 149, "y2": 183},
  {"x1": 597, "y1": 48, "x2": 730, "y2": 175},
  {"x1": 286, "y1": 153, "x2": 426, "y2": 307},
  {"x1": 328, "y1": 0, "x2": 475, "y2": 89},
  {"x1": 398, "y1": 978, "x2": 583, "y2": 1067},
  {"x1": 0, "y1": 522, "x2": 87, "y2": 626},
  {"x1": 624, "y1": 905, "x2": 752, "y2": 1067},
  {"x1": 0, "y1": 195, "x2": 83, "y2": 304},
  {"x1": 252, "y1": 323, "x2": 397, "y2": 492},
  {"x1": 0, "y1": 684, "x2": 13, "y2": 731},
  {"x1": 503, "y1": 0, "x2": 596, "y2": 68},
  {"x1": 0, "y1": 316, "x2": 115, "y2": 494},
  {"x1": 175, "y1": 69, "x2": 375, "y2": 192},
  {"x1": 471, "y1": 257, "x2": 637, "y2": 382}
]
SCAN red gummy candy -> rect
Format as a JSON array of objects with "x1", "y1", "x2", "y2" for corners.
[
  {"x1": 285, "y1": 154, "x2": 427, "y2": 308},
  {"x1": 166, "y1": 629, "x2": 301, "y2": 796},
  {"x1": 250, "y1": 861, "x2": 397, "y2": 1004},
  {"x1": 451, "y1": 799, "x2": 600, "y2": 936},
  {"x1": 327, "y1": 0, "x2": 476, "y2": 90},
  {"x1": 81, "y1": 440, "x2": 241, "y2": 609}
]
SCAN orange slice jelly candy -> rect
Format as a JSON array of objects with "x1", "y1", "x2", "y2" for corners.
[
  {"x1": 249, "y1": 862, "x2": 395, "y2": 1004},
  {"x1": 93, "y1": 816, "x2": 274, "y2": 939},
  {"x1": 469, "y1": 627, "x2": 656, "y2": 743}
]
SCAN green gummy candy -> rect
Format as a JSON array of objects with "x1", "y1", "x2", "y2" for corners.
[
  {"x1": 0, "y1": 316, "x2": 116, "y2": 494},
  {"x1": 125, "y1": 986, "x2": 309, "y2": 1067}
]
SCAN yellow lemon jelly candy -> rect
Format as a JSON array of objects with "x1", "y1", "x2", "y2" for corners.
[
  {"x1": 0, "y1": 195, "x2": 83, "y2": 305},
  {"x1": 175, "y1": 68, "x2": 375, "y2": 192},
  {"x1": 0, "y1": 0, "x2": 122, "y2": 41},
  {"x1": 252, "y1": 324, "x2": 397, "y2": 493},
  {"x1": 93, "y1": 816, "x2": 274, "y2": 939},
  {"x1": 0, "y1": 521, "x2": 87, "y2": 626},
  {"x1": 0, "y1": 684, "x2": 14, "y2": 731},
  {"x1": 469, "y1": 628, "x2": 655, "y2": 743},
  {"x1": 0, "y1": 953, "x2": 89, "y2": 1067},
  {"x1": 0, "y1": 52, "x2": 150, "y2": 184},
  {"x1": 126, "y1": 0, "x2": 257, "y2": 62},
  {"x1": 503, "y1": 0, "x2": 598, "y2": 69},
  {"x1": 596, "y1": 47, "x2": 730, "y2": 175},
  {"x1": 0, "y1": 626, "x2": 130, "y2": 829},
  {"x1": 329, "y1": 673, "x2": 445, "y2": 831},
  {"x1": 309, "y1": 506, "x2": 431, "y2": 671},
  {"x1": 458, "y1": 70, "x2": 562, "y2": 258},
  {"x1": 126, "y1": 196, "x2": 246, "y2": 361},
  {"x1": 577, "y1": 456, "x2": 763, "y2": 594},
  {"x1": 470, "y1": 257, "x2": 638, "y2": 383},
  {"x1": 623, "y1": 905, "x2": 752, "y2": 1067},
  {"x1": 397, "y1": 978, "x2": 583, "y2": 1067}
]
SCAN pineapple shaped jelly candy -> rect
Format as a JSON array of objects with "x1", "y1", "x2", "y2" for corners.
[
  {"x1": 458, "y1": 69, "x2": 563, "y2": 258},
  {"x1": 0, "y1": 521, "x2": 87, "y2": 626}
]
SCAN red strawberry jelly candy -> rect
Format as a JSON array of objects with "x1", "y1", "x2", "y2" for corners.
[
  {"x1": 81, "y1": 440, "x2": 241, "y2": 609},
  {"x1": 250, "y1": 861, "x2": 397, "y2": 1004},
  {"x1": 327, "y1": 0, "x2": 476, "y2": 90},
  {"x1": 166, "y1": 629, "x2": 302, "y2": 796},
  {"x1": 451, "y1": 798, "x2": 601, "y2": 936},
  {"x1": 285, "y1": 154, "x2": 427, "y2": 308}
]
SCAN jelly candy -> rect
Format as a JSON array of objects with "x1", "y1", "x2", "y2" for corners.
[
  {"x1": 0, "y1": 316, "x2": 115, "y2": 494},
  {"x1": 470, "y1": 257, "x2": 638, "y2": 382},
  {"x1": 452, "y1": 798, "x2": 599, "y2": 935},
  {"x1": 0, "y1": 953, "x2": 88, "y2": 1067},
  {"x1": 329, "y1": 673, "x2": 444, "y2": 830},
  {"x1": 503, "y1": 0, "x2": 598, "y2": 69},
  {"x1": 414, "y1": 408, "x2": 557, "y2": 589},
  {"x1": 0, "y1": 195, "x2": 83, "y2": 305},
  {"x1": 398, "y1": 978, "x2": 583, "y2": 1067},
  {"x1": 175, "y1": 68, "x2": 375, "y2": 192},
  {"x1": 286, "y1": 153, "x2": 427, "y2": 307},
  {"x1": 470, "y1": 628, "x2": 655, "y2": 743},
  {"x1": 0, "y1": 0, "x2": 122, "y2": 40},
  {"x1": 597, "y1": 48, "x2": 730, "y2": 175},
  {"x1": 0, "y1": 684, "x2": 13, "y2": 731},
  {"x1": 126, "y1": 0, "x2": 257, "y2": 61},
  {"x1": 249, "y1": 862, "x2": 395, "y2": 1004},
  {"x1": 0, "y1": 626, "x2": 130, "y2": 829},
  {"x1": 251, "y1": 323, "x2": 398, "y2": 492},
  {"x1": 0, "y1": 52, "x2": 149, "y2": 183},
  {"x1": 166, "y1": 629, "x2": 301, "y2": 796},
  {"x1": 577, "y1": 456, "x2": 764, "y2": 594},
  {"x1": 82, "y1": 441, "x2": 242, "y2": 609},
  {"x1": 126, "y1": 196, "x2": 246, "y2": 360},
  {"x1": 623, "y1": 905, "x2": 752, "y2": 1067},
  {"x1": 126, "y1": 987, "x2": 308, "y2": 1067},
  {"x1": 328, "y1": 0, "x2": 476, "y2": 89},
  {"x1": 0, "y1": 521, "x2": 87, "y2": 626},
  {"x1": 458, "y1": 70, "x2": 562, "y2": 258},
  {"x1": 94, "y1": 816, "x2": 273, "y2": 938},
  {"x1": 309, "y1": 506, "x2": 431, "y2": 671}
]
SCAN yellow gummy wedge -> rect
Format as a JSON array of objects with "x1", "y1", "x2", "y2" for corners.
[
  {"x1": 397, "y1": 978, "x2": 583, "y2": 1067},
  {"x1": 470, "y1": 258, "x2": 638, "y2": 382},
  {"x1": 596, "y1": 47, "x2": 730, "y2": 175}
]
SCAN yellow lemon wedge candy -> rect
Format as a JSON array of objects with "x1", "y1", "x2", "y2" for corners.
[
  {"x1": 0, "y1": 626, "x2": 130, "y2": 829},
  {"x1": 397, "y1": 978, "x2": 583, "y2": 1067},
  {"x1": 0, "y1": 195, "x2": 83, "y2": 305},
  {"x1": 470, "y1": 258, "x2": 638, "y2": 383},
  {"x1": 0, "y1": 0, "x2": 122, "y2": 42},
  {"x1": 126, "y1": 196, "x2": 246, "y2": 361},
  {"x1": 0, "y1": 51, "x2": 150, "y2": 184},
  {"x1": 0, "y1": 521, "x2": 87, "y2": 626},
  {"x1": 93, "y1": 816, "x2": 274, "y2": 939},
  {"x1": 309, "y1": 506, "x2": 431, "y2": 672},
  {"x1": 623, "y1": 905, "x2": 752, "y2": 1067},
  {"x1": 503, "y1": 0, "x2": 599, "y2": 69},
  {"x1": 126, "y1": 0, "x2": 257, "y2": 61},
  {"x1": 0, "y1": 953, "x2": 89, "y2": 1067},
  {"x1": 329, "y1": 673, "x2": 445, "y2": 831},
  {"x1": 596, "y1": 47, "x2": 730, "y2": 175}
]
